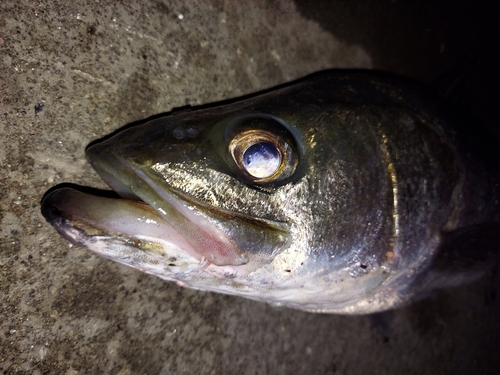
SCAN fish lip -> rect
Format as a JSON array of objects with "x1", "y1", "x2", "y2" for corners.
[{"x1": 41, "y1": 189, "x2": 91, "y2": 247}]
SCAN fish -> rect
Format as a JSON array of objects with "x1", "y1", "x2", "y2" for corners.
[{"x1": 41, "y1": 70, "x2": 500, "y2": 314}]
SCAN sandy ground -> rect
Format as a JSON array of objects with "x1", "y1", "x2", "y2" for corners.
[{"x1": 1, "y1": 1, "x2": 499, "y2": 374}]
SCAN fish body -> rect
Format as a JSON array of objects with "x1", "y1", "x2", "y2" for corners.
[{"x1": 42, "y1": 71, "x2": 500, "y2": 314}]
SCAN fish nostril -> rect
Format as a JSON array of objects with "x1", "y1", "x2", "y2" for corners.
[{"x1": 173, "y1": 127, "x2": 186, "y2": 139}]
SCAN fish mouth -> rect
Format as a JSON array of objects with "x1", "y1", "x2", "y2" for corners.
[
  {"x1": 41, "y1": 140, "x2": 291, "y2": 277},
  {"x1": 41, "y1": 186, "x2": 231, "y2": 283}
]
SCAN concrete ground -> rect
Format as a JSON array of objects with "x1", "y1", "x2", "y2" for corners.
[{"x1": 1, "y1": 1, "x2": 499, "y2": 374}]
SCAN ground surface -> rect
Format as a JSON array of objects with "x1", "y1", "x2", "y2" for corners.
[{"x1": 1, "y1": 1, "x2": 499, "y2": 374}]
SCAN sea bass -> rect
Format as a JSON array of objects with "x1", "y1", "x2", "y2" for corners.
[{"x1": 41, "y1": 71, "x2": 500, "y2": 314}]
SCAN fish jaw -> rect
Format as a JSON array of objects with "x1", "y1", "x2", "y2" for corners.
[
  {"x1": 41, "y1": 187, "x2": 278, "y2": 288},
  {"x1": 41, "y1": 188, "x2": 206, "y2": 274}
]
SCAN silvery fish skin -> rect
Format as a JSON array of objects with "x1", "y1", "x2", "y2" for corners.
[{"x1": 41, "y1": 71, "x2": 500, "y2": 314}]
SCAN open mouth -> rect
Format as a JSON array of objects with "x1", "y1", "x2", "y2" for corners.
[
  {"x1": 42, "y1": 184, "x2": 237, "y2": 287},
  {"x1": 41, "y1": 168, "x2": 248, "y2": 272}
]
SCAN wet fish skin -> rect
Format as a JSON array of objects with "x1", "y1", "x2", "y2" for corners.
[{"x1": 41, "y1": 70, "x2": 500, "y2": 314}]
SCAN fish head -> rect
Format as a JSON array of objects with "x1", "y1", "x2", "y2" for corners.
[{"x1": 43, "y1": 73, "x2": 444, "y2": 313}]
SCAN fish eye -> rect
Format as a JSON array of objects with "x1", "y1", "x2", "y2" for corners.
[
  {"x1": 242, "y1": 141, "x2": 281, "y2": 178},
  {"x1": 228, "y1": 125, "x2": 298, "y2": 184}
]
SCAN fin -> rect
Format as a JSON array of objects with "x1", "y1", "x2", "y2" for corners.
[
  {"x1": 416, "y1": 223, "x2": 500, "y2": 291},
  {"x1": 368, "y1": 310, "x2": 395, "y2": 341}
]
